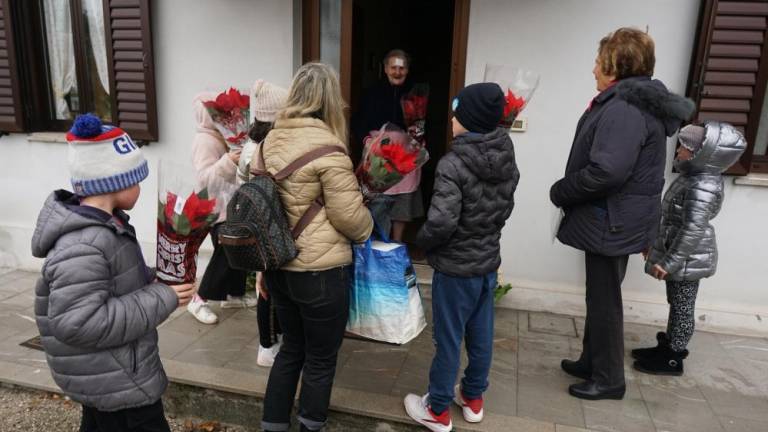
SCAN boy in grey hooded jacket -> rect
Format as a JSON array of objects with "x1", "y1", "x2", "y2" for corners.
[
  {"x1": 31, "y1": 114, "x2": 194, "y2": 431},
  {"x1": 633, "y1": 122, "x2": 746, "y2": 376}
]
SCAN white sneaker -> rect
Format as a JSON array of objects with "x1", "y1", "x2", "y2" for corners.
[
  {"x1": 221, "y1": 294, "x2": 258, "y2": 309},
  {"x1": 453, "y1": 384, "x2": 484, "y2": 423},
  {"x1": 403, "y1": 393, "x2": 452, "y2": 432},
  {"x1": 187, "y1": 295, "x2": 218, "y2": 324},
  {"x1": 257, "y1": 340, "x2": 281, "y2": 367}
]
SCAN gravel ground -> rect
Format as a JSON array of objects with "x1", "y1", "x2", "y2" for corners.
[{"x1": 0, "y1": 385, "x2": 249, "y2": 432}]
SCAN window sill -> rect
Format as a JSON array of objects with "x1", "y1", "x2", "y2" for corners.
[
  {"x1": 27, "y1": 132, "x2": 67, "y2": 143},
  {"x1": 733, "y1": 174, "x2": 768, "y2": 188}
]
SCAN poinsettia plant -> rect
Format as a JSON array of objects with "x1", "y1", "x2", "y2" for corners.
[
  {"x1": 484, "y1": 64, "x2": 539, "y2": 129},
  {"x1": 158, "y1": 189, "x2": 218, "y2": 236},
  {"x1": 204, "y1": 87, "x2": 250, "y2": 150},
  {"x1": 356, "y1": 123, "x2": 429, "y2": 194},
  {"x1": 156, "y1": 185, "x2": 220, "y2": 284}
]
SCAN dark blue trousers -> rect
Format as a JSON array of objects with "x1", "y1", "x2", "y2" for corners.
[{"x1": 428, "y1": 270, "x2": 496, "y2": 414}]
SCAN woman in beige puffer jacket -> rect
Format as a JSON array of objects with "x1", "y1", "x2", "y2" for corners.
[{"x1": 260, "y1": 63, "x2": 372, "y2": 432}]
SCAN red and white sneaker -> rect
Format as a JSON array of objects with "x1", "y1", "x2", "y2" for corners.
[
  {"x1": 453, "y1": 385, "x2": 484, "y2": 423},
  {"x1": 404, "y1": 393, "x2": 452, "y2": 432}
]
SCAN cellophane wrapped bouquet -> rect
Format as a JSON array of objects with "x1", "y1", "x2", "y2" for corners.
[
  {"x1": 156, "y1": 161, "x2": 222, "y2": 284},
  {"x1": 483, "y1": 64, "x2": 540, "y2": 128},
  {"x1": 401, "y1": 84, "x2": 429, "y2": 144},
  {"x1": 356, "y1": 123, "x2": 429, "y2": 194},
  {"x1": 203, "y1": 87, "x2": 250, "y2": 151}
]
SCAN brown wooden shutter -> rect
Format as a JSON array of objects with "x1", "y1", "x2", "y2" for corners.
[
  {"x1": 103, "y1": 0, "x2": 158, "y2": 142},
  {"x1": 687, "y1": 0, "x2": 768, "y2": 174},
  {"x1": 0, "y1": 0, "x2": 25, "y2": 133}
]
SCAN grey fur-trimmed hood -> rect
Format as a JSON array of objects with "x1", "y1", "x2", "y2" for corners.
[{"x1": 614, "y1": 77, "x2": 695, "y2": 136}]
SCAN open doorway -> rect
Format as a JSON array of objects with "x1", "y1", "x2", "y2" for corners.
[
  {"x1": 349, "y1": 0, "x2": 455, "y2": 255},
  {"x1": 302, "y1": 0, "x2": 469, "y2": 257}
]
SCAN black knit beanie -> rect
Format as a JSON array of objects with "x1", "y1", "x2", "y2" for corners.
[{"x1": 454, "y1": 82, "x2": 505, "y2": 134}]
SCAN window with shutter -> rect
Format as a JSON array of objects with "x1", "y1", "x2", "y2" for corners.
[
  {"x1": 0, "y1": 0, "x2": 25, "y2": 132},
  {"x1": 687, "y1": 0, "x2": 768, "y2": 174},
  {"x1": 1, "y1": 0, "x2": 158, "y2": 142},
  {"x1": 103, "y1": 0, "x2": 158, "y2": 142}
]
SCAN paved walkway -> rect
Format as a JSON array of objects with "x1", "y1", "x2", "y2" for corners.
[{"x1": 2, "y1": 267, "x2": 768, "y2": 431}]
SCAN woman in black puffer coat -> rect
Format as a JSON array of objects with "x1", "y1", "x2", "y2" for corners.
[{"x1": 550, "y1": 28, "x2": 694, "y2": 401}]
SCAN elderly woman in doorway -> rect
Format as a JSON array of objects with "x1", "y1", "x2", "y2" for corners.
[
  {"x1": 353, "y1": 49, "x2": 424, "y2": 242},
  {"x1": 549, "y1": 27, "x2": 693, "y2": 400},
  {"x1": 260, "y1": 63, "x2": 373, "y2": 432}
]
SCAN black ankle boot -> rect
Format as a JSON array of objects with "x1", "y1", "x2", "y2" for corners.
[
  {"x1": 631, "y1": 331, "x2": 668, "y2": 360},
  {"x1": 633, "y1": 346, "x2": 688, "y2": 376},
  {"x1": 561, "y1": 359, "x2": 591, "y2": 380}
]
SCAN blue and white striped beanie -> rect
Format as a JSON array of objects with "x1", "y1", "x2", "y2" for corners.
[{"x1": 66, "y1": 114, "x2": 149, "y2": 196}]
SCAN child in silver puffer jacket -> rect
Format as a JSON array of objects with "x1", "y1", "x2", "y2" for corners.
[{"x1": 633, "y1": 121, "x2": 746, "y2": 376}]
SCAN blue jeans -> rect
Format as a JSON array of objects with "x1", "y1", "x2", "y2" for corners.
[{"x1": 428, "y1": 270, "x2": 496, "y2": 414}]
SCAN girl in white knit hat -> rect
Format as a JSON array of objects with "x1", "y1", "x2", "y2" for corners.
[{"x1": 238, "y1": 79, "x2": 289, "y2": 367}]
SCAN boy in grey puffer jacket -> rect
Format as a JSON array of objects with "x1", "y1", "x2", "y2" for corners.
[
  {"x1": 31, "y1": 114, "x2": 194, "y2": 432},
  {"x1": 632, "y1": 122, "x2": 746, "y2": 376}
]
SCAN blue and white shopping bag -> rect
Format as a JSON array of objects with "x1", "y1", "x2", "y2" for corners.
[{"x1": 347, "y1": 236, "x2": 427, "y2": 344}]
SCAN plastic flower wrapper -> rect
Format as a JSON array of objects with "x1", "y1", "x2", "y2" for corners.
[
  {"x1": 401, "y1": 83, "x2": 429, "y2": 142},
  {"x1": 203, "y1": 87, "x2": 250, "y2": 151},
  {"x1": 356, "y1": 123, "x2": 429, "y2": 194},
  {"x1": 484, "y1": 64, "x2": 539, "y2": 128},
  {"x1": 156, "y1": 161, "x2": 222, "y2": 284}
]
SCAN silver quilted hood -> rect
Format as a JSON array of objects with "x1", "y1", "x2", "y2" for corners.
[{"x1": 675, "y1": 121, "x2": 747, "y2": 174}]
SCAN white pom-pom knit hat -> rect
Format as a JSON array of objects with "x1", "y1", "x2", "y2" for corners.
[{"x1": 66, "y1": 114, "x2": 149, "y2": 196}]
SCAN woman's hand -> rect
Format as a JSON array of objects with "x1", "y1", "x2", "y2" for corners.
[
  {"x1": 256, "y1": 272, "x2": 268, "y2": 300},
  {"x1": 228, "y1": 150, "x2": 242, "y2": 165},
  {"x1": 650, "y1": 264, "x2": 668, "y2": 280}
]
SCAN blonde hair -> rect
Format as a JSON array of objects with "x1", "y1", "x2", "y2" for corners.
[
  {"x1": 598, "y1": 27, "x2": 655, "y2": 79},
  {"x1": 278, "y1": 62, "x2": 347, "y2": 144}
]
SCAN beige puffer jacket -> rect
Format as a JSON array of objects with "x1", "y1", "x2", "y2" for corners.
[{"x1": 263, "y1": 117, "x2": 373, "y2": 271}]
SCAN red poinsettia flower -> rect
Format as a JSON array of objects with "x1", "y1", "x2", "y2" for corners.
[
  {"x1": 503, "y1": 89, "x2": 526, "y2": 119},
  {"x1": 204, "y1": 87, "x2": 249, "y2": 113},
  {"x1": 226, "y1": 131, "x2": 247, "y2": 144},
  {"x1": 182, "y1": 191, "x2": 217, "y2": 230},
  {"x1": 402, "y1": 95, "x2": 428, "y2": 125},
  {"x1": 378, "y1": 141, "x2": 418, "y2": 174}
]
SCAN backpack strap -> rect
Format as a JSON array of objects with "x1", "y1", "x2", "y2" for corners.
[
  {"x1": 251, "y1": 145, "x2": 346, "y2": 179},
  {"x1": 253, "y1": 144, "x2": 347, "y2": 240},
  {"x1": 273, "y1": 145, "x2": 347, "y2": 181},
  {"x1": 291, "y1": 196, "x2": 325, "y2": 240}
]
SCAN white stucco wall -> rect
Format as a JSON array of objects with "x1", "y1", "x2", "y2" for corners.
[
  {"x1": 1, "y1": 0, "x2": 766, "y2": 336},
  {"x1": 467, "y1": 0, "x2": 768, "y2": 335},
  {"x1": 0, "y1": 0, "x2": 294, "y2": 271}
]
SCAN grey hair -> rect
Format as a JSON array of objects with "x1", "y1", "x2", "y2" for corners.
[{"x1": 383, "y1": 49, "x2": 410, "y2": 68}]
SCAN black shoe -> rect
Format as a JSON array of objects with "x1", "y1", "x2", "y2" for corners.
[
  {"x1": 568, "y1": 380, "x2": 626, "y2": 400},
  {"x1": 633, "y1": 347, "x2": 688, "y2": 376},
  {"x1": 631, "y1": 332, "x2": 668, "y2": 360},
  {"x1": 561, "y1": 359, "x2": 591, "y2": 380}
]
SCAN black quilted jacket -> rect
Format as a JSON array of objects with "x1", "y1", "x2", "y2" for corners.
[
  {"x1": 417, "y1": 128, "x2": 519, "y2": 277},
  {"x1": 550, "y1": 77, "x2": 695, "y2": 256}
]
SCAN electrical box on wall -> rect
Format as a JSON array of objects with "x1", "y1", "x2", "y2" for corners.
[{"x1": 510, "y1": 117, "x2": 527, "y2": 132}]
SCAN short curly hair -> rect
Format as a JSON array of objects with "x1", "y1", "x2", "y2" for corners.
[{"x1": 598, "y1": 27, "x2": 655, "y2": 79}]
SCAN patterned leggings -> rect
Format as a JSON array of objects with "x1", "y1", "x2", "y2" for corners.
[{"x1": 666, "y1": 280, "x2": 700, "y2": 352}]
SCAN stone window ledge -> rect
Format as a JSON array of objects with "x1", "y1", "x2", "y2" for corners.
[
  {"x1": 27, "y1": 132, "x2": 67, "y2": 143},
  {"x1": 734, "y1": 174, "x2": 768, "y2": 188}
]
